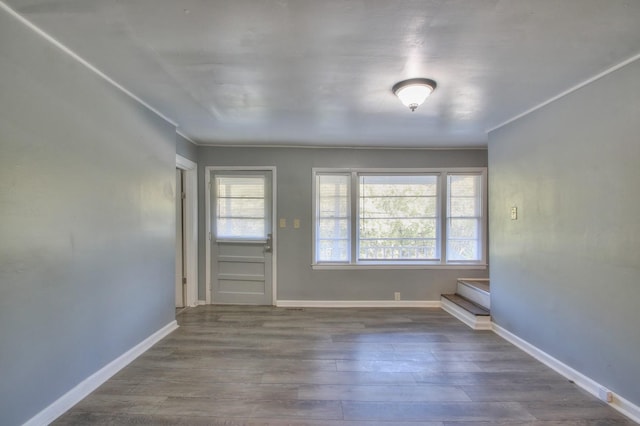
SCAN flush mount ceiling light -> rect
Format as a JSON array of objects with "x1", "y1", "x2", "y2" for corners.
[{"x1": 392, "y1": 78, "x2": 437, "y2": 112}]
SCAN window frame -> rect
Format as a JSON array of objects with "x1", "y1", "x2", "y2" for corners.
[
  {"x1": 445, "y1": 172, "x2": 486, "y2": 265},
  {"x1": 314, "y1": 171, "x2": 352, "y2": 264},
  {"x1": 212, "y1": 171, "x2": 272, "y2": 243},
  {"x1": 356, "y1": 172, "x2": 442, "y2": 265},
  {"x1": 312, "y1": 167, "x2": 487, "y2": 270}
]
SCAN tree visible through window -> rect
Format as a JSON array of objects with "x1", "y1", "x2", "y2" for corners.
[
  {"x1": 313, "y1": 168, "x2": 486, "y2": 267},
  {"x1": 359, "y1": 175, "x2": 438, "y2": 261}
]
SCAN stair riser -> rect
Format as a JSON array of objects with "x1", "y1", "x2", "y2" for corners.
[
  {"x1": 457, "y1": 282, "x2": 490, "y2": 310},
  {"x1": 441, "y1": 297, "x2": 492, "y2": 330}
]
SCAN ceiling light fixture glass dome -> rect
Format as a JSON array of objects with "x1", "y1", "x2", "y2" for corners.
[{"x1": 392, "y1": 78, "x2": 437, "y2": 112}]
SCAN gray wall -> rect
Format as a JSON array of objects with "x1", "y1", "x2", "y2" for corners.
[
  {"x1": 176, "y1": 133, "x2": 198, "y2": 163},
  {"x1": 197, "y1": 147, "x2": 488, "y2": 302},
  {"x1": 0, "y1": 9, "x2": 176, "y2": 426},
  {"x1": 488, "y1": 59, "x2": 640, "y2": 405}
]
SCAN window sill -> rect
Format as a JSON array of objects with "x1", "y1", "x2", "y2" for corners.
[{"x1": 311, "y1": 263, "x2": 488, "y2": 271}]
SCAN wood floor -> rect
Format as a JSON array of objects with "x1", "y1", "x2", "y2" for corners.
[{"x1": 54, "y1": 306, "x2": 633, "y2": 425}]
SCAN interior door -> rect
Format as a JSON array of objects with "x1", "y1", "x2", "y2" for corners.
[{"x1": 211, "y1": 170, "x2": 273, "y2": 305}]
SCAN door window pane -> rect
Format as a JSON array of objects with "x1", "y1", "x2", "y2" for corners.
[{"x1": 216, "y1": 176, "x2": 266, "y2": 239}]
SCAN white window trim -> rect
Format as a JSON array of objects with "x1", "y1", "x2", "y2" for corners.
[
  {"x1": 311, "y1": 167, "x2": 488, "y2": 270},
  {"x1": 314, "y1": 171, "x2": 352, "y2": 264},
  {"x1": 446, "y1": 171, "x2": 488, "y2": 266}
]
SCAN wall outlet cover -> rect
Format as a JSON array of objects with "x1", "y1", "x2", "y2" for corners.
[{"x1": 510, "y1": 206, "x2": 518, "y2": 220}]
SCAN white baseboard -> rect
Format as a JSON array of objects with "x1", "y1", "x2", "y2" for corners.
[
  {"x1": 440, "y1": 297, "x2": 492, "y2": 330},
  {"x1": 24, "y1": 321, "x2": 178, "y2": 426},
  {"x1": 276, "y1": 300, "x2": 441, "y2": 308},
  {"x1": 196, "y1": 300, "x2": 207, "y2": 306},
  {"x1": 493, "y1": 323, "x2": 640, "y2": 424}
]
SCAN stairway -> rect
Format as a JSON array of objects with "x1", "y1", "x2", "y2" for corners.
[{"x1": 441, "y1": 279, "x2": 491, "y2": 330}]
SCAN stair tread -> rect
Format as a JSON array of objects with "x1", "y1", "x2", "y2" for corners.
[{"x1": 442, "y1": 294, "x2": 490, "y2": 316}]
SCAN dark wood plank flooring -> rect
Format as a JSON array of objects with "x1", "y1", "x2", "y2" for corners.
[{"x1": 54, "y1": 306, "x2": 633, "y2": 425}]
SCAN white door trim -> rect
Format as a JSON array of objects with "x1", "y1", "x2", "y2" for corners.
[
  {"x1": 176, "y1": 154, "x2": 198, "y2": 307},
  {"x1": 205, "y1": 166, "x2": 277, "y2": 305}
]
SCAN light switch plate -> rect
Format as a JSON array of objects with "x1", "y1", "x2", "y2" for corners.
[
  {"x1": 293, "y1": 219, "x2": 300, "y2": 229},
  {"x1": 279, "y1": 218, "x2": 287, "y2": 228},
  {"x1": 510, "y1": 206, "x2": 518, "y2": 220}
]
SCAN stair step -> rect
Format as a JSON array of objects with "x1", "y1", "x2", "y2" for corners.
[
  {"x1": 442, "y1": 294, "x2": 490, "y2": 316},
  {"x1": 459, "y1": 279, "x2": 490, "y2": 293},
  {"x1": 457, "y1": 279, "x2": 490, "y2": 310}
]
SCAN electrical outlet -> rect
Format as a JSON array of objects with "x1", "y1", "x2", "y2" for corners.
[
  {"x1": 293, "y1": 219, "x2": 300, "y2": 229},
  {"x1": 279, "y1": 218, "x2": 287, "y2": 228},
  {"x1": 394, "y1": 292, "x2": 401, "y2": 301}
]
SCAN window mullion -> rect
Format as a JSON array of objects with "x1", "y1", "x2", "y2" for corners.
[
  {"x1": 351, "y1": 171, "x2": 358, "y2": 264},
  {"x1": 439, "y1": 173, "x2": 447, "y2": 264}
]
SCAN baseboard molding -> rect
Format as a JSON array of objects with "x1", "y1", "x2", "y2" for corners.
[
  {"x1": 276, "y1": 300, "x2": 441, "y2": 308},
  {"x1": 493, "y1": 323, "x2": 640, "y2": 424},
  {"x1": 24, "y1": 321, "x2": 178, "y2": 426},
  {"x1": 440, "y1": 297, "x2": 492, "y2": 330},
  {"x1": 196, "y1": 300, "x2": 207, "y2": 306}
]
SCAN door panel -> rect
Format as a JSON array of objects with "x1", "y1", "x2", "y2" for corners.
[{"x1": 211, "y1": 170, "x2": 273, "y2": 305}]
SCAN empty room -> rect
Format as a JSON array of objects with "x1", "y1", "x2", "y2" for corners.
[{"x1": 1, "y1": 1, "x2": 639, "y2": 425}]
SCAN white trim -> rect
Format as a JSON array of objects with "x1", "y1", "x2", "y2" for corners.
[
  {"x1": 488, "y1": 52, "x2": 640, "y2": 133},
  {"x1": 23, "y1": 321, "x2": 178, "y2": 426},
  {"x1": 205, "y1": 166, "x2": 278, "y2": 305},
  {"x1": 493, "y1": 324, "x2": 640, "y2": 424},
  {"x1": 175, "y1": 154, "x2": 196, "y2": 170},
  {"x1": 205, "y1": 169, "x2": 212, "y2": 305},
  {"x1": 196, "y1": 300, "x2": 207, "y2": 306},
  {"x1": 190, "y1": 143, "x2": 488, "y2": 150},
  {"x1": 271, "y1": 168, "x2": 278, "y2": 306},
  {"x1": 312, "y1": 167, "x2": 485, "y2": 174},
  {"x1": 311, "y1": 264, "x2": 487, "y2": 270},
  {"x1": 276, "y1": 300, "x2": 441, "y2": 308},
  {"x1": 0, "y1": 1, "x2": 176, "y2": 128},
  {"x1": 176, "y1": 155, "x2": 198, "y2": 307},
  {"x1": 176, "y1": 130, "x2": 198, "y2": 145},
  {"x1": 440, "y1": 297, "x2": 492, "y2": 330},
  {"x1": 311, "y1": 167, "x2": 488, "y2": 267}
]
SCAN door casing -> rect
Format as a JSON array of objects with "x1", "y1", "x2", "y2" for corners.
[
  {"x1": 175, "y1": 168, "x2": 185, "y2": 307},
  {"x1": 176, "y1": 154, "x2": 198, "y2": 307},
  {"x1": 205, "y1": 166, "x2": 277, "y2": 305}
]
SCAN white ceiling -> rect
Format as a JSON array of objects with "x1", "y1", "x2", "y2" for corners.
[{"x1": 6, "y1": 0, "x2": 640, "y2": 147}]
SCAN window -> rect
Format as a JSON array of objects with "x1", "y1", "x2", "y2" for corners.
[
  {"x1": 215, "y1": 175, "x2": 266, "y2": 239},
  {"x1": 313, "y1": 168, "x2": 486, "y2": 268},
  {"x1": 315, "y1": 173, "x2": 350, "y2": 262},
  {"x1": 359, "y1": 174, "x2": 438, "y2": 262},
  {"x1": 447, "y1": 174, "x2": 483, "y2": 262}
]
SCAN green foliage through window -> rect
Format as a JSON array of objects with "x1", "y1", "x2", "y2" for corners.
[{"x1": 314, "y1": 169, "x2": 485, "y2": 266}]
